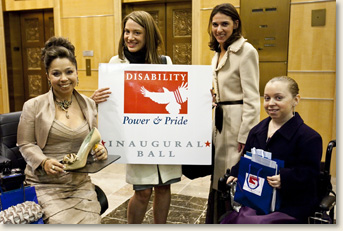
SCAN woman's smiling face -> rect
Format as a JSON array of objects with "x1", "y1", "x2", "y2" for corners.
[
  {"x1": 211, "y1": 13, "x2": 238, "y2": 47},
  {"x1": 264, "y1": 81, "x2": 299, "y2": 123},
  {"x1": 48, "y1": 58, "x2": 77, "y2": 99},
  {"x1": 124, "y1": 19, "x2": 146, "y2": 53}
]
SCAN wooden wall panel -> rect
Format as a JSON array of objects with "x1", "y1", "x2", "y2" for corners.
[
  {"x1": 61, "y1": 17, "x2": 115, "y2": 68},
  {"x1": 288, "y1": 1, "x2": 336, "y2": 71},
  {"x1": 4, "y1": 0, "x2": 53, "y2": 11},
  {"x1": 61, "y1": 16, "x2": 115, "y2": 94},
  {"x1": 288, "y1": 1, "x2": 336, "y2": 176},
  {"x1": 0, "y1": 0, "x2": 9, "y2": 114},
  {"x1": 60, "y1": 0, "x2": 114, "y2": 17},
  {"x1": 199, "y1": 10, "x2": 211, "y2": 65},
  {"x1": 123, "y1": 0, "x2": 158, "y2": 3},
  {"x1": 259, "y1": 97, "x2": 268, "y2": 120},
  {"x1": 0, "y1": 65, "x2": 7, "y2": 113},
  {"x1": 291, "y1": 0, "x2": 335, "y2": 3},
  {"x1": 197, "y1": 1, "x2": 240, "y2": 65},
  {"x1": 200, "y1": 0, "x2": 240, "y2": 9},
  {"x1": 53, "y1": 0, "x2": 62, "y2": 36},
  {"x1": 288, "y1": 72, "x2": 335, "y2": 98},
  {"x1": 297, "y1": 100, "x2": 334, "y2": 159},
  {"x1": 58, "y1": 0, "x2": 119, "y2": 97},
  {"x1": 76, "y1": 71, "x2": 99, "y2": 97}
]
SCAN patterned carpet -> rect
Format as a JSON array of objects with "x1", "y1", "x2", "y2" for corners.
[{"x1": 101, "y1": 194, "x2": 208, "y2": 224}]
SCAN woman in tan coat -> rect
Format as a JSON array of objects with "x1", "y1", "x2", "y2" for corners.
[
  {"x1": 17, "y1": 37, "x2": 108, "y2": 224},
  {"x1": 206, "y1": 3, "x2": 260, "y2": 223}
]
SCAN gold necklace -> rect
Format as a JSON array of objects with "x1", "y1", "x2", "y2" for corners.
[{"x1": 55, "y1": 97, "x2": 72, "y2": 119}]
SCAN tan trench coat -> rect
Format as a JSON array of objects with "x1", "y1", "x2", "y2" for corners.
[
  {"x1": 212, "y1": 37, "x2": 260, "y2": 190},
  {"x1": 109, "y1": 55, "x2": 182, "y2": 185}
]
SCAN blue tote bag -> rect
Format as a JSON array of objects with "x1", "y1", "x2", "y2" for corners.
[
  {"x1": 0, "y1": 186, "x2": 38, "y2": 211},
  {"x1": 0, "y1": 185, "x2": 44, "y2": 224},
  {"x1": 234, "y1": 156, "x2": 276, "y2": 215}
]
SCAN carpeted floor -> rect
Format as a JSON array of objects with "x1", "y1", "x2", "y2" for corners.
[{"x1": 101, "y1": 193, "x2": 208, "y2": 224}]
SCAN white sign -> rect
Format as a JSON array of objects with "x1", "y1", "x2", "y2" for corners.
[{"x1": 98, "y1": 63, "x2": 212, "y2": 165}]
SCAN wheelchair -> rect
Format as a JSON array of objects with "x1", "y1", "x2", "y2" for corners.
[
  {"x1": 217, "y1": 140, "x2": 336, "y2": 224},
  {"x1": 0, "y1": 111, "x2": 109, "y2": 216},
  {"x1": 308, "y1": 140, "x2": 336, "y2": 224}
]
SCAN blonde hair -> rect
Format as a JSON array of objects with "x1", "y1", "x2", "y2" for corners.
[{"x1": 118, "y1": 11, "x2": 165, "y2": 64}]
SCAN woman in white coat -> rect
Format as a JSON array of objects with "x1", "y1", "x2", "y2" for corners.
[
  {"x1": 206, "y1": 3, "x2": 260, "y2": 223},
  {"x1": 91, "y1": 11, "x2": 181, "y2": 224}
]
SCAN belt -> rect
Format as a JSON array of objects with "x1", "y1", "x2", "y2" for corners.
[{"x1": 215, "y1": 100, "x2": 243, "y2": 133}]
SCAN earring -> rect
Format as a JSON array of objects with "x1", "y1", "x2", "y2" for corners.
[
  {"x1": 48, "y1": 79, "x2": 51, "y2": 88},
  {"x1": 292, "y1": 106, "x2": 295, "y2": 116}
]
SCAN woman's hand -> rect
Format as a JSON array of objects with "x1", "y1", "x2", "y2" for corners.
[
  {"x1": 226, "y1": 176, "x2": 238, "y2": 185},
  {"x1": 238, "y1": 143, "x2": 245, "y2": 153},
  {"x1": 43, "y1": 158, "x2": 65, "y2": 175},
  {"x1": 90, "y1": 88, "x2": 111, "y2": 104},
  {"x1": 267, "y1": 174, "x2": 281, "y2": 189},
  {"x1": 92, "y1": 144, "x2": 108, "y2": 161},
  {"x1": 211, "y1": 88, "x2": 217, "y2": 108}
]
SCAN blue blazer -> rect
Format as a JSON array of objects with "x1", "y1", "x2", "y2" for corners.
[{"x1": 231, "y1": 112, "x2": 322, "y2": 222}]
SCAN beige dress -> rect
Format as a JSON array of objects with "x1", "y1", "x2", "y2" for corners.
[{"x1": 24, "y1": 119, "x2": 101, "y2": 224}]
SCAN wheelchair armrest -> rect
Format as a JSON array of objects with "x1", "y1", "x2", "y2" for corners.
[
  {"x1": 319, "y1": 195, "x2": 336, "y2": 211},
  {"x1": 94, "y1": 184, "x2": 108, "y2": 215}
]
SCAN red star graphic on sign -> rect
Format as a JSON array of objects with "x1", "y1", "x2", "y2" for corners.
[
  {"x1": 101, "y1": 140, "x2": 106, "y2": 147},
  {"x1": 205, "y1": 141, "x2": 211, "y2": 147}
]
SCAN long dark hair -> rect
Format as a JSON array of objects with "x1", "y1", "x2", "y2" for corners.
[{"x1": 208, "y1": 3, "x2": 242, "y2": 52}]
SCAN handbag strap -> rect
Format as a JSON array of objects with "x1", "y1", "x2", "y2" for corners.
[
  {"x1": 161, "y1": 55, "x2": 167, "y2": 64},
  {"x1": 22, "y1": 183, "x2": 26, "y2": 202},
  {"x1": 246, "y1": 164, "x2": 262, "y2": 190}
]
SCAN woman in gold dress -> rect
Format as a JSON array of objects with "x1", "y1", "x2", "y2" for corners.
[{"x1": 17, "y1": 36, "x2": 108, "y2": 224}]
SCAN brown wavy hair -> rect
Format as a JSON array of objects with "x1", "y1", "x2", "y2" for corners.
[
  {"x1": 208, "y1": 3, "x2": 242, "y2": 52},
  {"x1": 118, "y1": 11, "x2": 165, "y2": 64}
]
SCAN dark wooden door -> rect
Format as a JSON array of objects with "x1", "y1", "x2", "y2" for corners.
[
  {"x1": 20, "y1": 10, "x2": 54, "y2": 101},
  {"x1": 126, "y1": 3, "x2": 166, "y2": 44},
  {"x1": 123, "y1": 1, "x2": 191, "y2": 65},
  {"x1": 166, "y1": 2, "x2": 192, "y2": 65}
]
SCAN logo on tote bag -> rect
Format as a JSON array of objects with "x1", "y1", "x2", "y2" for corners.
[
  {"x1": 124, "y1": 71, "x2": 188, "y2": 114},
  {"x1": 243, "y1": 173, "x2": 265, "y2": 196}
]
